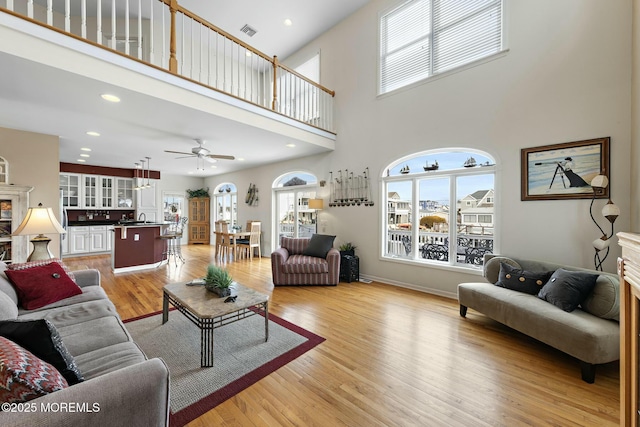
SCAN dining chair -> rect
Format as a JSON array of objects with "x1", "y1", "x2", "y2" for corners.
[
  {"x1": 217, "y1": 221, "x2": 234, "y2": 261},
  {"x1": 237, "y1": 221, "x2": 261, "y2": 260}
]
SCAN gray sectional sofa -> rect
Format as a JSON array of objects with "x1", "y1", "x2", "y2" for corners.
[
  {"x1": 457, "y1": 254, "x2": 619, "y2": 383},
  {"x1": 0, "y1": 262, "x2": 170, "y2": 426}
]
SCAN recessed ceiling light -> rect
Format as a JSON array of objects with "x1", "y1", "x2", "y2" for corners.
[
  {"x1": 286, "y1": 143, "x2": 296, "y2": 148},
  {"x1": 210, "y1": 165, "x2": 217, "y2": 169},
  {"x1": 284, "y1": 18, "x2": 293, "y2": 26},
  {"x1": 81, "y1": 147, "x2": 92, "y2": 151},
  {"x1": 188, "y1": 171, "x2": 194, "y2": 175},
  {"x1": 101, "y1": 94, "x2": 121, "y2": 103},
  {"x1": 86, "y1": 131, "x2": 100, "y2": 137},
  {"x1": 77, "y1": 159, "x2": 86, "y2": 163},
  {"x1": 237, "y1": 157, "x2": 245, "y2": 161},
  {"x1": 80, "y1": 154, "x2": 90, "y2": 158}
]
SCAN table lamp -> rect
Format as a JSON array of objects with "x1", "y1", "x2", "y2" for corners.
[{"x1": 13, "y1": 203, "x2": 66, "y2": 261}]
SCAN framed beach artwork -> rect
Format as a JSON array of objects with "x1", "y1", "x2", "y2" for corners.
[{"x1": 521, "y1": 137, "x2": 610, "y2": 201}]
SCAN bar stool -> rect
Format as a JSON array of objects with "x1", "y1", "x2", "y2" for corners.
[{"x1": 161, "y1": 217, "x2": 188, "y2": 266}]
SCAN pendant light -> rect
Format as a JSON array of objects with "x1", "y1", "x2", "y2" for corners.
[
  {"x1": 134, "y1": 162, "x2": 141, "y2": 191},
  {"x1": 135, "y1": 160, "x2": 145, "y2": 190},
  {"x1": 145, "y1": 156, "x2": 152, "y2": 188}
]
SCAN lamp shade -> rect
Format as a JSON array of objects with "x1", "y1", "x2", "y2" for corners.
[
  {"x1": 592, "y1": 236, "x2": 610, "y2": 252},
  {"x1": 13, "y1": 204, "x2": 66, "y2": 237},
  {"x1": 601, "y1": 200, "x2": 620, "y2": 223},
  {"x1": 308, "y1": 199, "x2": 324, "y2": 210},
  {"x1": 590, "y1": 175, "x2": 609, "y2": 189}
]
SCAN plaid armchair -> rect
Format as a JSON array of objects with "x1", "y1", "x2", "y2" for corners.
[{"x1": 271, "y1": 237, "x2": 340, "y2": 286}]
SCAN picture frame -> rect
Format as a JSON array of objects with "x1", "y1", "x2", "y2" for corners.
[{"x1": 521, "y1": 137, "x2": 610, "y2": 201}]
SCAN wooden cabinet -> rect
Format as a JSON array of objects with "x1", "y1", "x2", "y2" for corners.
[
  {"x1": 188, "y1": 197, "x2": 210, "y2": 244},
  {"x1": 619, "y1": 232, "x2": 640, "y2": 426}
]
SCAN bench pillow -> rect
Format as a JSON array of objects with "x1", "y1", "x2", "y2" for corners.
[
  {"x1": 495, "y1": 262, "x2": 553, "y2": 295},
  {"x1": 484, "y1": 256, "x2": 521, "y2": 284},
  {"x1": 538, "y1": 268, "x2": 599, "y2": 312},
  {"x1": 581, "y1": 274, "x2": 620, "y2": 320}
]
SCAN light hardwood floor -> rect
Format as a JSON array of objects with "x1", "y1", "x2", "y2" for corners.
[{"x1": 63, "y1": 246, "x2": 619, "y2": 427}]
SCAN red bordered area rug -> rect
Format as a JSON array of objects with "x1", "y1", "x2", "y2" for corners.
[{"x1": 124, "y1": 310, "x2": 325, "y2": 426}]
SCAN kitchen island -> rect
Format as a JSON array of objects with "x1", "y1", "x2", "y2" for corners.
[{"x1": 112, "y1": 222, "x2": 171, "y2": 273}]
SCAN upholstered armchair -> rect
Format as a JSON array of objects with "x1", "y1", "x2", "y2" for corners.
[{"x1": 271, "y1": 236, "x2": 340, "y2": 286}]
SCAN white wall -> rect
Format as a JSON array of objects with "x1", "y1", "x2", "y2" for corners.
[
  {"x1": 207, "y1": 0, "x2": 633, "y2": 296},
  {"x1": 0, "y1": 127, "x2": 62, "y2": 258}
]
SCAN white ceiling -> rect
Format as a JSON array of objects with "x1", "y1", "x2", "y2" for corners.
[{"x1": 0, "y1": 0, "x2": 371, "y2": 177}]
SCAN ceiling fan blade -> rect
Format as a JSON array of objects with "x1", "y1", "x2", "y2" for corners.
[
  {"x1": 164, "y1": 150, "x2": 193, "y2": 155},
  {"x1": 175, "y1": 155, "x2": 195, "y2": 159},
  {"x1": 206, "y1": 154, "x2": 235, "y2": 160}
]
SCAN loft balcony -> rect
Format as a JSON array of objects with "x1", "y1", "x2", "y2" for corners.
[{"x1": 0, "y1": 0, "x2": 336, "y2": 165}]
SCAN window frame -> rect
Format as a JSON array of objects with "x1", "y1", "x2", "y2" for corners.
[
  {"x1": 381, "y1": 149, "x2": 498, "y2": 272},
  {"x1": 378, "y1": 0, "x2": 506, "y2": 96}
]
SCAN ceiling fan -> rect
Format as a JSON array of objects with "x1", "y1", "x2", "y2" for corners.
[{"x1": 164, "y1": 139, "x2": 235, "y2": 162}]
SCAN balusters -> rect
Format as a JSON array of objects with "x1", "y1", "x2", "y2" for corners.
[
  {"x1": 46, "y1": 0, "x2": 52, "y2": 26},
  {"x1": 110, "y1": 0, "x2": 115, "y2": 51},
  {"x1": 137, "y1": 0, "x2": 142, "y2": 59},
  {"x1": 96, "y1": 0, "x2": 102, "y2": 45},
  {"x1": 64, "y1": 0, "x2": 70, "y2": 32},
  {"x1": 81, "y1": 0, "x2": 86, "y2": 39},
  {"x1": 27, "y1": 0, "x2": 33, "y2": 19}
]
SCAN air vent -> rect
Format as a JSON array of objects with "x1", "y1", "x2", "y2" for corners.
[{"x1": 240, "y1": 24, "x2": 257, "y2": 37}]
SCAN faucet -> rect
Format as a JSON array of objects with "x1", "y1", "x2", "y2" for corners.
[{"x1": 138, "y1": 212, "x2": 146, "y2": 222}]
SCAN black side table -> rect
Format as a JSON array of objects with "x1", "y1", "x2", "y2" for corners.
[{"x1": 340, "y1": 255, "x2": 359, "y2": 283}]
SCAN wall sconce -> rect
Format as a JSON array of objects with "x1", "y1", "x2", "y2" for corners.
[
  {"x1": 589, "y1": 175, "x2": 619, "y2": 270},
  {"x1": 308, "y1": 198, "x2": 324, "y2": 233},
  {"x1": 13, "y1": 203, "x2": 66, "y2": 261}
]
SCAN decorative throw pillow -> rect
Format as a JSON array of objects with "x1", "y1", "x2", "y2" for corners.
[
  {"x1": 302, "y1": 234, "x2": 336, "y2": 258},
  {"x1": 8, "y1": 258, "x2": 76, "y2": 283},
  {"x1": 484, "y1": 256, "x2": 522, "y2": 284},
  {"x1": 0, "y1": 319, "x2": 83, "y2": 385},
  {"x1": 5, "y1": 263, "x2": 82, "y2": 310},
  {"x1": 495, "y1": 262, "x2": 552, "y2": 295},
  {"x1": 537, "y1": 268, "x2": 599, "y2": 312},
  {"x1": 0, "y1": 336, "x2": 68, "y2": 404}
]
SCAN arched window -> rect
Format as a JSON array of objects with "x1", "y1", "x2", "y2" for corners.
[
  {"x1": 214, "y1": 183, "x2": 237, "y2": 226},
  {"x1": 382, "y1": 149, "x2": 497, "y2": 268},
  {"x1": 273, "y1": 172, "x2": 318, "y2": 246}
]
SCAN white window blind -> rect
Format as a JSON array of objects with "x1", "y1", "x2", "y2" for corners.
[{"x1": 380, "y1": 0, "x2": 502, "y2": 94}]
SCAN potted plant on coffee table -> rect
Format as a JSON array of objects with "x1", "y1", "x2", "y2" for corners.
[{"x1": 204, "y1": 264, "x2": 233, "y2": 297}]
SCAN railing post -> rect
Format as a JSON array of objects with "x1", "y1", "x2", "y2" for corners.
[
  {"x1": 272, "y1": 55, "x2": 278, "y2": 111},
  {"x1": 169, "y1": 0, "x2": 178, "y2": 73}
]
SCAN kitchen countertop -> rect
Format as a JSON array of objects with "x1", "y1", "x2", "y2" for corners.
[{"x1": 68, "y1": 220, "x2": 171, "y2": 227}]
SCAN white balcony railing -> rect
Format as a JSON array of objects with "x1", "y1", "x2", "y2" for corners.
[{"x1": 1, "y1": 0, "x2": 335, "y2": 133}]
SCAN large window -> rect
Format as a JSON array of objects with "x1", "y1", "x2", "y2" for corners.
[
  {"x1": 379, "y1": 0, "x2": 503, "y2": 94},
  {"x1": 383, "y1": 149, "x2": 496, "y2": 268},
  {"x1": 214, "y1": 183, "x2": 237, "y2": 226},
  {"x1": 273, "y1": 172, "x2": 318, "y2": 247}
]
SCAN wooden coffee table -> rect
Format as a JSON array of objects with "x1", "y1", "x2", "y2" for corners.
[{"x1": 162, "y1": 281, "x2": 269, "y2": 367}]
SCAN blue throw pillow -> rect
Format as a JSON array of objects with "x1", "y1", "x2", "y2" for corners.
[
  {"x1": 537, "y1": 268, "x2": 599, "y2": 312},
  {"x1": 495, "y1": 262, "x2": 552, "y2": 295},
  {"x1": 303, "y1": 234, "x2": 336, "y2": 258}
]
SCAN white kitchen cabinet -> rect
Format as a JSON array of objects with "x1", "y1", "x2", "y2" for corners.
[
  {"x1": 89, "y1": 226, "x2": 108, "y2": 252},
  {"x1": 61, "y1": 232, "x2": 69, "y2": 255},
  {"x1": 69, "y1": 226, "x2": 90, "y2": 254},
  {"x1": 106, "y1": 225, "x2": 114, "y2": 251},
  {"x1": 60, "y1": 173, "x2": 81, "y2": 208},
  {"x1": 116, "y1": 178, "x2": 134, "y2": 208},
  {"x1": 100, "y1": 177, "x2": 115, "y2": 209}
]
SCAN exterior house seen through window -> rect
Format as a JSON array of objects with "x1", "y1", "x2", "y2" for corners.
[
  {"x1": 379, "y1": 0, "x2": 504, "y2": 94},
  {"x1": 383, "y1": 149, "x2": 496, "y2": 268}
]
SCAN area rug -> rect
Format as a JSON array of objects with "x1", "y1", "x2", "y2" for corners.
[{"x1": 124, "y1": 310, "x2": 325, "y2": 426}]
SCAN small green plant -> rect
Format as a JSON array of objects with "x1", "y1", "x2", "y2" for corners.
[
  {"x1": 186, "y1": 188, "x2": 210, "y2": 198},
  {"x1": 339, "y1": 242, "x2": 357, "y2": 252},
  {"x1": 204, "y1": 264, "x2": 233, "y2": 290}
]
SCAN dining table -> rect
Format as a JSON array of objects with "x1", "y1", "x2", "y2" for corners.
[{"x1": 214, "y1": 230, "x2": 251, "y2": 258}]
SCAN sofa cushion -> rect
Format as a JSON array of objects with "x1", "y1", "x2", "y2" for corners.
[
  {"x1": 303, "y1": 234, "x2": 336, "y2": 258},
  {"x1": 281, "y1": 237, "x2": 310, "y2": 255},
  {"x1": 17, "y1": 285, "x2": 110, "y2": 317},
  {"x1": 538, "y1": 268, "x2": 599, "y2": 312},
  {"x1": 495, "y1": 262, "x2": 552, "y2": 295},
  {"x1": 484, "y1": 256, "x2": 521, "y2": 284},
  {"x1": 5, "y1": 263, "x2": 82, "y2": 310},
  {"x1": 0, "y1": 289, "x2": 18, "y2": 320},
  {"x1": 581, "y1": 274, "x2": 620, "y2": 320},
  {"x1": 283, "y1": 255, "x2": 330, "y2": 274},
  {"x1": 0, "y1": 319, "x2": 83, "y2": 385},
  {"x1": 0, "y1": 265, "x2": 19, "y2": 306},
  {"x1": 8, "y1": 258, "x2": 76, "y2": 283},
  {"x1": 0, "y1": 336, "x2": 68, "y2": 403},
  {"x1": 73, "y1": 341, "x2": 147, "y2": 380}
]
